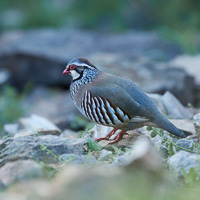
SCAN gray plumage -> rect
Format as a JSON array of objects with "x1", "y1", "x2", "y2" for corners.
[{"x1": 63, "y1": 57, "x2": 186, "y2": 141}]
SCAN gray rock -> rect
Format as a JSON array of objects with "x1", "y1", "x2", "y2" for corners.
[
  {"x1": 0, "y1": 29, "x2": 194, "y2": 104},
  {"x1": 0, "y1": 68, "x2": 10, "y2": 86},
  {"x1": 0, "y1": 160, "x2": 42, "y2": 187},
  {"x1": 3, "y1": 123, "x2": 19, "y2": 136},
  {"x1": 193, "y1": 113, "x2": 200, "y2": 135},
  {"x1": 176, "y1": 139, "x2": 196, "y2": 151},
  {"x1": 150, "y1": 134, "x2": 168, "y2": 151},
  {"x1": 162, "y1": 91, "x2": 193, "y2": 119},
  {"x1": 170, "y1": 54, "x2": 200, "y2": 86},
  {"x1": 60, "y1": 129, "x2": 78, "y2": 138},
  {"x1": 112, "y1": 154, "x2": 128, "y2": 166},
  {"x1": 23, "y1": 87, "x2": 78, "y2": 127},
  {"x1": 148, "y1": 91, "x2": 193, "y2": 119},
  {"x1": 0, "y1": 135, "x2": 86, "y2": 167},
  {"x1": 0, "y1": 180, "x2": 4, "y2": 190},
  {"x1": 0, "y1": 29, "x2": 181, "y2": 63},
  {"x1": 0, "y1": 139, "x2": 4, "y2": 145},
  {"x1": 98, "y1": 149, "x2": 113, "y2": 162},
  {"x1": 169, "y1": 119, "x2": 196, "y2": 135},
  {"x1": 90, "y1": 125, "x2": 113, "y2": 139},
  {"x1": 123, "y1": 138, "x2": 162, "y2": 173},
  {"x1": 60, "y1": 153, "x2": 96, "y2": 165},
  {"x1": 19, "y1": 114, "x2": 61, "y2": 135},
  {"x1": 113, "y1": 138, "x2": 162, "y2": 174},
  {"x1": 168, "y1": 151, "x2": 200, "y2": 175},
  {"x1": 147, "y1": 93, "x2": 166, "y2": 115}
]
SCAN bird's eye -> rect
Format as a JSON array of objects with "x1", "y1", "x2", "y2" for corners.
[{"x1": 69, "y1": 65, "x2": 77, "y2": 70}]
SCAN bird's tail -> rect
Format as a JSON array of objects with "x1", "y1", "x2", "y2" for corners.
[{"x1": 155, "y1": 114, "x2": 186, "y2": 138}]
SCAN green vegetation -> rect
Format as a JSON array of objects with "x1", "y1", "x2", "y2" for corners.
[
  {"x1": 86, "y1": 138, "x2": 102, "y2": 152},
  {"x1": 40, "y1": 144, "x2": 63, "y2": 163},
  {"x1": 0, "y1": 85, "x2": 24, "y2": 135},
  {"x1": 39, "y1": 162, "x2": 59, "y2": 179},
  {"x1": 147, "y1": 126, "x2": 200, "y2": 155},
  {"x1": 158, "y1": 27, "x2": 200, "y2": 54}
]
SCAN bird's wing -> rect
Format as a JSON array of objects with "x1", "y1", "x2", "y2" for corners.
[{"x1": 88, "y1": 84, "x2": 153, "y2": 122}]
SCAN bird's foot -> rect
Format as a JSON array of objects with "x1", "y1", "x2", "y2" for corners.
[
  {"x1": 108, "y1": 130, "x2": 127, "y2": 145},
  {"x1": 95, "y1": 128, "x2": 118, "y2": 142}
]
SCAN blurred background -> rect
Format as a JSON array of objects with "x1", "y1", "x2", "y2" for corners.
[
  {"x1": 0, "y1": 1, "x2": 200, "y2": 200},
  {"x1": 1, "y1": 0, "x2": 200, "y2": 53}
]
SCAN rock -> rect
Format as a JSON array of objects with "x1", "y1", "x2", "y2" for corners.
[
  {"x1": 0, "y1": 160, "x2": 42, "y2": 188},
  {"x1": 0, "y1": 135, "x2": 86, "y2": 167},
  {"x1": 123, "y1": 138, "x2": 162, "y2": 173},
  {"x1": 60, "y1": 153, "x2": 96, "y2": 165},
  {"x1": 193, "y1": 113, "x2": 200, "y2": 135},
  {"x1": 0, "y1": 29, "x2": 194, "y2": 104},
  {"x1": 90, "y1": 125, "x2": 113, "y2": 139},
  {"x1": 23, "y1": 86, "x2": 78, "y2": 127},
  {"x1": 147, "y1": 93, "x2": 166, "y2": 114},
  {"x1": 13, "y1": 129, "x2": 60, "y2": 138},
  {"x1": 45, "y1": 165, "x2": 121, "y2": 200},
  {"x1": 0, "y1": 68, "x2": 10, "y2": 86},
  {"x1": 149, "y1": 134, "x2": 168, "y2": 151},
  {"x1": 3, "y1": 165, "x2": 121, "y2": 200},
  {"x1": 19, "y1": 114, "x2": 61, "y2": 135},
  {"x1": 167, "y1": 151, "x2": 200, "y2": 176},
  {"x1": 112, "y1": 154, "x2": 128, "y2": 166},
  {"x1": 162, "y1": 91, "x2": 193, "y2": 119},
  {"x1": 60, "y1": 129, "x2": 78, "y2": 139},
  {"x1": 3, "y1": 123, "x2": 19, "y2": 136},
  {"x1": 176, "y1": 139, "x2": 196, "y2": 151},
  {"x1": 98, "y1": 149, "x2": 113, "y2": 162},
  {"x1": 148, "y1": 91, "x2": 193, "y2": 118},
  {"x1": 0, "y1": 180, "x2": 4, "y2": 190},
  {"x1": 113, "y1": 138, "x2": 163, "y2": 174},
  {"x1": 0, "y1": 139, "x2": 4, "y2": 145},
  {"x1": 0, "y1": 162, "x2": 171, "y2": 200},
  {"x1": 170, "y1": 54, "x2": 200, "y2": 86},
  {"x1": 0, "y1": 29, "x2": 181, "y2": 64},
  {"x1": 169, "y1": 119, "x2": 196, "y2": 135}
]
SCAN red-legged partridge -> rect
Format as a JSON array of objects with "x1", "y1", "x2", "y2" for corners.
[{"x1": 63, "y1": 58, "x2": 186, "y2": 144}]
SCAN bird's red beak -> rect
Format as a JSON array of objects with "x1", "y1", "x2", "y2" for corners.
[{"x1": 62, "y1": 68, "x2": 70, "y2": 75}]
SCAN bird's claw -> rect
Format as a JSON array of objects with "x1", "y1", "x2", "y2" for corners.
[{"x1": 95, "y1": 130, "x2": 127, "y2": 145}]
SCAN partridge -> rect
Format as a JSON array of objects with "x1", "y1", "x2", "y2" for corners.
[{"x1": 63, "y1": 58, "x2": 186, "y2": 144}]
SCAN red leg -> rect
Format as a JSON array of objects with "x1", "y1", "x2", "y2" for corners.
[
  {"x1": 95, "y1": 128, "x2": 118, "y2": 142},
  {"x1": 108, "y1": 130, "x2": 127, "y2": 144}
]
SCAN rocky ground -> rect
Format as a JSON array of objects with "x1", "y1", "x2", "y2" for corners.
[{"x1": 0, "y1": 29, "x2": 200, "y2": 199}]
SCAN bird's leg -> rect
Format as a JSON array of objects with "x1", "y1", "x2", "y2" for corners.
[
  {"x1": 95, "y1": 128, "x2": 118, "y2": 142},
  {"x1": 108, "y1": 130, "x2": 127, "y2": 144}
]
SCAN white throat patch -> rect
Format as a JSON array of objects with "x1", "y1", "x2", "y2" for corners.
[{"x1": 71, "y1": 70, "x2": 81, "y2": 80}]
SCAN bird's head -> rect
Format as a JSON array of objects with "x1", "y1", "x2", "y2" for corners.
[{"x1": 63, "y1": 57, "x2": 99, "y2": 81}]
